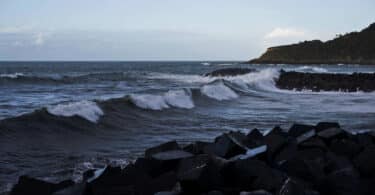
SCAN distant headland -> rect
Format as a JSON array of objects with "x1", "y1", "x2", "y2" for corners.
[{"x1": 249, "y1": 23, "x2": 375, "y2": 65}]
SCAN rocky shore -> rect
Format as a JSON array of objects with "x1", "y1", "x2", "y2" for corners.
[
  {"x1": 204, "y1": 68, "x2": 375, "y2": 92},
  {"x1": 276, "y1": 70, "x2": 375, "y2": 92},
  {"x1": 8, "y1": 122, "x2": 375, "y2": 195}
]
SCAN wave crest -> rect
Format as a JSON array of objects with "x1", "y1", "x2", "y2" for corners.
[
  {"x1": 200, "y1": 81, "x2": 239, "y2": 101},
  {"x1": 47, "y1": 100, "x2": 104, "y2": 123},
  {"x1": 129, "y1": 89, "x2": 194, "y2": 110}
]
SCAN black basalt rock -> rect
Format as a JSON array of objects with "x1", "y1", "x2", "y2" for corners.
[
  {"x1": 204, "y1": 68, "x2": 256, "y2": 77},
  {"x1": 145, "y1": 141, "x2": 181, "y2": 158},
  {"x1": 11, "y1": 121, "x2": 375, "y2": 195},
  {"x1": 353, "y1": 145, "x2": 375, "y2": 177},
  {"x1": 315, "y1": 122, "x2": 340, "y2": 132},
  {"x1": 11, "y1": 176, "x2": 74, "y2": 195}
]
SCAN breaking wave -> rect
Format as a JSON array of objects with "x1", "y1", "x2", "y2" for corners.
[
  {"x1": 129, "y1": 89, "x2": 194, "y2": 110},
  {"x1": 200, "y1": 81, "x2": 239, "y2": 101},
  {"x1": 47, "y1": 100, "x2": 104, "y2": 123}
]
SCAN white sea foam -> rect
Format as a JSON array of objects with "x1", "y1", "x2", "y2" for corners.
[
  {"x1": 129, "y1": 94, "x2": 170, "y2": 110},
  {"x1": 148, "y1": 68, "x2": 280, "y2": 91},
  {"x1": 47, "y1": 100, "x2": 104, "y2": 123},
  {"x1": 164, "y1": 89, "x2": 194, "y2": 109},
  {"x1": 201, "y1": 62, "x2": 211, "y2": 66},
  {"x1": 129, "y1": 89, "x2": 195, "y2": 110},
  {"x1": 294, "y1": 66, "x2": 328, "y2": 73},
  {"x1": 201, "y1": 81, "x2": 239, "y2": 101},
  {"x1": 147, "y1": 72, "x2": 215, "y2": 83},
  {"x1": 0, "y1": 72, "x2": 24, "y2": 78},
  {"x1": 220, "y1": 68, "x2": 281, "y2": 92}
]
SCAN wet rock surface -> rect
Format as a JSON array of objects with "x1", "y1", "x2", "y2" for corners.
[
  {"x1": 276, "y1": 70, "x2": 375, "y2": 92},
  {"x1": 9, "y1": 122, "x2": 375, "y2": 195},
  {"x1": 204, "y1": 68, "x2": 256, "y2": 77}
]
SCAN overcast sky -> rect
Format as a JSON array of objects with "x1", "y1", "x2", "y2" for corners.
[{"x1": 0, "y1": 0, "x2": 374, "y2": 61}]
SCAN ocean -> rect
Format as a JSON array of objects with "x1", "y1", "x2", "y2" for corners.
[{"x1": 0, "y1": 61, "x2": 375, "y2": 192}]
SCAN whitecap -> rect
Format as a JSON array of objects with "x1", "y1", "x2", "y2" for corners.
[
  {"x1": 47, "y1": 100, "x2": 103, "y2": 123},
  {"x1": 129, "y1": 89, "x2": 194, "y2": 110},
  {"x1": 201, "y1": 81, "x2": 239, "y2": 101},
  {"x1": 129, "y1": 94, "x2": 169, "y2": 110},
  {"x1": 201, "y1": 62, "x2": 211, "y2": 66},
  {"x1": 0, "y1": 72, "x2": 24, "y2": 78},
  {"x1": 164, "y1": 89, "x2": 194, "y2": 109},
  {"x1": 147, "y1": 72, "x2": 215, "y2": 83}
]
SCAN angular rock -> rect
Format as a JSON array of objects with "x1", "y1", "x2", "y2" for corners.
[
  {"x1": 354, "y1": 133, "x2": 374, "y2": 147},
  {"x1": 230, "y1": 145, "x2": 268, "y2": 161},
  {"x1": 145, "y1": 141, "x2": 181, "y2": 158},
  {"x1": 10, "y1": 176, "x2": 74, "y2": 195},
  {"x1": 315, "y1": 122, "x2": 340, "y2": 132},
  {"x1": 133, "y1": 157, "x2": 165, "y2": 177},
  {"x1": 353, "y1": 145, "x2": 375, "y2": 177},
  {"x1": 179, "y1": 156, "x2": 225, "y2": 193},
  {"x1": 176, "y1": 154, "x2": 210, "y2": 179},
  {"x1": 278, "y1": 178, "x2": 311, "y2": 195},
  {"x1": 84, "y1": 165, "x2": 150, "y2": 195},
  {"x1": 288, "y1": 124, "x2": 316, "y2": 143},
  {"x1": 273, "y1": 142, "x2": 298, "y2": 165},
  {"x1": 325, "y1": 152, "x2": 359, "y2": 179},
  {"x1": 329, "y1": 138, "x2": 362, "y2": 158},
  {"x1": 318, "y1": 171, "x2": 361, "y2": 195},
  {"x1": 53, "y1": 183, "x2": 85, "y2": 195},
  {"x1": 299, "y1": 137, "x2": 327, "y2": 150},
  {"x1": 183, "y1": 141, "x2": 211, "y2": 155},
  {"x1": 247, "y1": 128, "x2": 265, "y2": 144},
  {"x1": 264, "y1": 127, "x2": 289, "y2": 162},
  {"x1": 151, "y1": 150, "x2": 193, "y2": 161},
  {"x1": 203, "y1": 132, "x2": 249, "y2": 158},
  {"x1": 222, "y1": 159, "x2": 285, "y2": 192},
  {"x1": 317, "y1": 128, "x2": 347, "y2": 141}
]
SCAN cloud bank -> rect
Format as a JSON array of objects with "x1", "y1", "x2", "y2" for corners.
[{"x1": 265, "y1": 28, "x2": 307, "y2": 39}]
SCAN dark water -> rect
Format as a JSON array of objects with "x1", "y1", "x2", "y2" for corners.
[{"x1": 0, "y1": 61, "x2": 375, "y2": 192}]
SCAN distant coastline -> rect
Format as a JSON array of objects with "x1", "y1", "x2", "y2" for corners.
[{"x1": 248, "y1": 23, "x2": 375, "y2": 65}]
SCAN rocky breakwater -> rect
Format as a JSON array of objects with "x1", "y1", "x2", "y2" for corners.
[
  {"x1": 204, "y1": 68, "x2": 256, "y2": 77},
  {"x1": 9, "y1": 122, "x2": 375, "y2": 195},
  {"x1": 276, "y1": 70, "x2": 375, "y2": 92}
]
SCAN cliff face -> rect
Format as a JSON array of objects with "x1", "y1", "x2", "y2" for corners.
[{"x1": 249, "y1": 23, "x2": 375, "y2": 65}]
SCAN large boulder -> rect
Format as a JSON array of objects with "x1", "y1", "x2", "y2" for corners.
[
  {"x1": 178, "y1": 156, "x2": 226, "y2": 194},
  {"x1": 353, "y1": 145, "x2": 375, "y2": 177},
  {"x1": 11, "y1": 176, "x2": 74, "y2": 195},
  {"x1": 145, "y1": 141, "x2": 181, "y2": 158},
  {"x1": 264, "y1": 127, "x2": 289, "y2": 162},
  {"x1": 288, "y1": 124, "x2": 316, "y2": 144},
  {"x1": 315, "y1": 122, "x2": 340, "y2": 132},
  {"x1": 222, "y1": 159, "x2": 285, "y2": 192}
]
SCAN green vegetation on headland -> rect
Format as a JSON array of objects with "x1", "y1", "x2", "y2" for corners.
[{"x1": 249, "y1": 23, "x2": 375, "y2": 65}]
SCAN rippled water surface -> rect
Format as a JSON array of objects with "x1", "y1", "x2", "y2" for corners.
[{"x1": 0, "y1": 61, "x2": 375, "y2": 192}]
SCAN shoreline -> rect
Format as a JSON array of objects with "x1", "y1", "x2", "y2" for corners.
[{"x1": 8, "y1": 122, "x2": 375, "y2": 195}]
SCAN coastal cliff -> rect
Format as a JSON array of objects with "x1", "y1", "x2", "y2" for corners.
[{"x1": 249, "y1": 23, "x2": 375, "y2": 65}]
